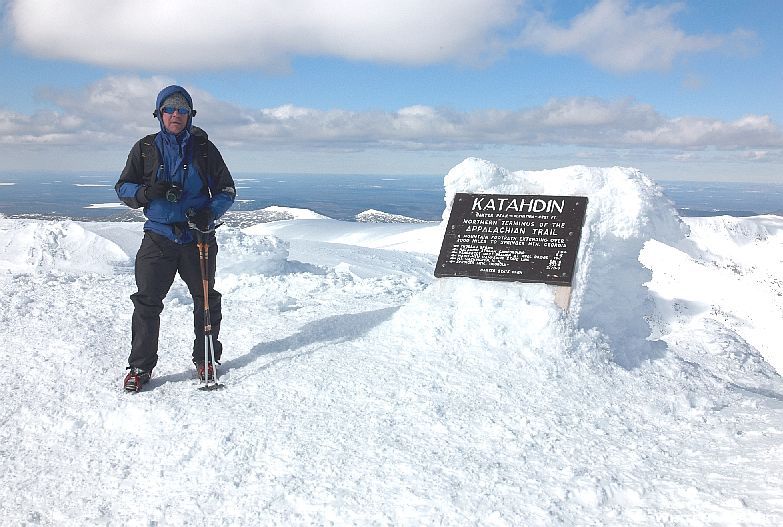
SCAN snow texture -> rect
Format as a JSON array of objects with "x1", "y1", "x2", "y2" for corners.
[
  {"x1": 1, "y1": 158, "x2": 782, "y2": 526},
  {"x1": 356, "y1": 209, "x2": 431, "y2": 224}
]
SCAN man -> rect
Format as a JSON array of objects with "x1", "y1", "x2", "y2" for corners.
[{"x1": 115, "y1": 85, "x2": 236, "y2": 391}]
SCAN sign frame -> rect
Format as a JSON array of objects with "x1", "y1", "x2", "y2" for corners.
[{"x1": 435, "y1": 193, "x2": 588, "y2": 287}]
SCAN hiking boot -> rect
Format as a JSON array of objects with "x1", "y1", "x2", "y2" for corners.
[
  {"x1": 196, "y1": 361, "x2": 216, "y2": 382},
  {"x1": 124, "y1": 367, "x2": 152, "y2": 392}
]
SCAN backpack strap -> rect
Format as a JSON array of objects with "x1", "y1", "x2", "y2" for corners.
[
  {"x1": 140, "y1": 134, "x2": 160, "y2": 185},
  {"x1": 193, "y1": 135, "x2": 214, "y2": 198}
]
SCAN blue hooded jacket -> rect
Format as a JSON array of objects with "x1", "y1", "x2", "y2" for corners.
[{"x1": 115, "y1": 85, "x2": 236, "y2": 244}]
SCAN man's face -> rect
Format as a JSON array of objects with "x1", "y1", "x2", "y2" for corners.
[{"x1": 161, "y1": 106, "x2": 189, "y2": 135}]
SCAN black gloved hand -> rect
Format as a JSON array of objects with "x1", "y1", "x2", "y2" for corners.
[
  {"x1": 186, "y1": 207, "x2": 213, "y2": 230},
  {"x1": 142, "y1": 180, "x2": 170, "y2": 202}
]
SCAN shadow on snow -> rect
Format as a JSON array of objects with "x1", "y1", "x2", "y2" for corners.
[{"x1": 224, "y1": 306, "x2": 399, "y2": 375}]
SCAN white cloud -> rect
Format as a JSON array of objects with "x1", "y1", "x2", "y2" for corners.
[
  {"x1": 741, "y1": 151, "x2": 768, "y2": 161},
  {"x1": 518, "y1": 0, "x2": 745, "y2": 72},
  {"x1": 2, "y1": 76, "x2": 780, "y2": 160},
  {"x1": 5, "y1": 0, "x2": 759, "y2": 76},
  {"x1": 623, "y1": 115, "x2": 781, "y2": 149},
  {"x1": 5, "y1": 0, "x2": 757, "y2": 74},
  {"x1": 9, "y1": 0, "x2": 520, "y2": 69}
]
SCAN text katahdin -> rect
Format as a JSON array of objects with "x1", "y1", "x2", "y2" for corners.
[{"x1": 471, "y1": 197, "x2": 565, "y2": 214}]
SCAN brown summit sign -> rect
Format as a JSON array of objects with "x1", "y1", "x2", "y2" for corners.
[{"x1": 435, "y1": 193, "x2": 588, "y2": 286}]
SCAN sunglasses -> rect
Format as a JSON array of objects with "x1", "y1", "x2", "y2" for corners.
[{"x1": 160, "y1": 106, "x2": 191, "y2": 116}]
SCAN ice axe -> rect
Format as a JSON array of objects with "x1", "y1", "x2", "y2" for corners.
[{"x1": 188, "y1": 212, "x2": 224, "y2": 391}]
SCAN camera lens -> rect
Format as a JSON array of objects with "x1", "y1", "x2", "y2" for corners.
[{"x1": 166, "y1": 185, "x2": 182, "y2": 203}]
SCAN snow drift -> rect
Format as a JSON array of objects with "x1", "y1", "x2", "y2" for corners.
[
  {"x1": 0, "y1": 219, "x2": 131, "y2": 274},
  {"x1": 1, "y1": 158, "x2": 782, "y2": 525},
  {"x1": 401, "y1": 157, "x2": 686, "y2": 368}
]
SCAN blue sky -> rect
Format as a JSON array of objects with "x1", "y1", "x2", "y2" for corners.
[{"x1": 0, "y1": 0, "x2": 781, "y2": 182}]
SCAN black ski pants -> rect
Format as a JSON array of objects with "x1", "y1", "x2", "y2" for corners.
[{"x1": 128, "y1": 231, "x2": 223, "y2": 372}]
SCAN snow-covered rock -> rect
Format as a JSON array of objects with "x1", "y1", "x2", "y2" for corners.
[
  {"x1": 442, "y1": 157, "x2": 687, "y2": 367},
  {"x1": 0, "y1": 219, "x2": 131, "y2": 274},
  {"x1": 355, "y1": 209, "x2": 430, "y2": 223}
]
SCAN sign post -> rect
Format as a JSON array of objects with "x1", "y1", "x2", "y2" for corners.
[{"x1": 435, "y1": 193, "x2": 588, "y2": 309}]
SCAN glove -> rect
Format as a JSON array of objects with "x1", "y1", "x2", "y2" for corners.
[
  {"x1": 141, "y1": 180, "x2": 170, "y2": 203},
  {"x1": 187, "y1": 207, "x2": 213, "y2": 230}
]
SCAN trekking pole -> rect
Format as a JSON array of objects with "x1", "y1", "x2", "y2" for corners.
[{"x1": 189, "y1": 220, "x2": 224, "y2": 391}]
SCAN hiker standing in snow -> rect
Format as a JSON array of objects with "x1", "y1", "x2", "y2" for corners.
[{"x1": 115, "y1": 85, "x2": 236, "y2": 391}]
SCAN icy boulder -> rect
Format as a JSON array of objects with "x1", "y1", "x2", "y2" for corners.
[
  {"x1": 683, "y1": 215, "x2": 783, "y2": 255},
  {"x1": 436, "y1": 158, "x2": 688, "y2": 368},
  {"x1": 0, "y1": 219, "x2": 131, "y2": 274},
  {"x1": 217, "y1": 227, "x2": 291, "y2": 275}
]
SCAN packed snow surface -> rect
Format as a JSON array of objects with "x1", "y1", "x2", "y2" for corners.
[{"x1": 1, "y1": 158, "x2": 782, "y2": 525}]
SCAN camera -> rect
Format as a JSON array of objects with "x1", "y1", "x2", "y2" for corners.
[{"x1": 165, "y1": 184, "x2": 182, "y2": 203}]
